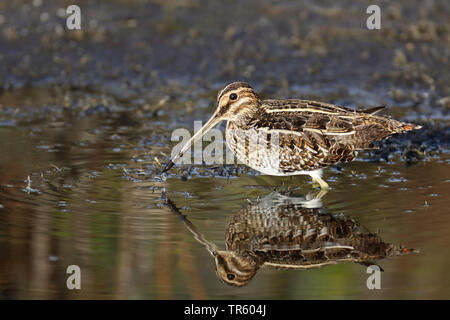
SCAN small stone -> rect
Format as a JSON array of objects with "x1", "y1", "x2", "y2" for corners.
[
  {"x1": 393, "y1": 49, "x2": 407, "y2": 67},
  {"x1": 437, "y1": 97, "x2": 450, "y2": 109},
  {"x1": 40, "y1": 12, "x2": 50, "y2": 22},
  {"x1": 56, "y1": 8, "x2": 66, "y2": 18},
  {"x1": 389, "y1": 88, "x2": 406, "y2": 102},
  {"x1": 405, "y1": 42, "x2": 414, "y2": 52},
  {"x1": 360, "y1": 50, "x2": 369, "y2": 60},
  {"x1": 3, "y1": 27, "x2": 18, "y2": 41},
  {"x1": 421, "y1": 74, "x2": 434, "y2": 85}
]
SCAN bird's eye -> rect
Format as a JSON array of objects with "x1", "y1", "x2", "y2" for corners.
[
  {"x1": 229, "y1": 93, "x2": 238, "y2": 100},
  {"x1": 227, "y1": 273, "x2": 235, "y2": 280}
]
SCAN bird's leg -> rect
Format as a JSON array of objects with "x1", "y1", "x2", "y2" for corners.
[
  {"x1": 314, "y1": 188, "x2": 328, "y2": 201},
  {"x1": 311, "y1": 176, "x2": 329, "y2": 190},
  {"x1": 309, "y1": 169, "x2": 328, "y2": 192},
  {"x1": 310, "y1": 177, "x2": 328, "y2": 200},
  {"x1": 302, "y1": 190, "x2": 326, "y2": 208},
  {"x1": 311, "y1": 177, "x2": 320, "y2": 189}
]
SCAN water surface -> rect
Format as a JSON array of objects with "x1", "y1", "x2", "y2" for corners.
[
  {"x1": 0, "y1": 0, "x2": 449, "y2": 300},
  {"x1": 0, "y1": 92, "x2": 448, "y2": 299}
]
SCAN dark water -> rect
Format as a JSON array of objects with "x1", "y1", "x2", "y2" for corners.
[{"x1": 0, "y1": 0, "x2": 449, "y2": 299}]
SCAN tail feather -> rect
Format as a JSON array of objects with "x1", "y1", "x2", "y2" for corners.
[
  {"x1": 400, "y1": 123, "x2": 422, "y2": 131},
  {"x1": 392, "y1": 121, "x2": 422, "y2": 133},
  {"x1": 361, "y1": 106, "x2": 386, "y2": 115},
  {"x1": 352, "y1": 117, "x2": 421, "y2": 150},
  {"x1": 387, "y1": 244, "x2": 420, "y2": 257}
]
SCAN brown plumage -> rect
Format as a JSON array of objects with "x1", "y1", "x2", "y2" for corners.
[
  {"x1": 162, "y1": 82, "x2": 422, "y2": 190},
  {"x1": 217, "y1": 192, "x2": 417, "y2": 286},
  {"x1": 164, "y1": 193, "x2": 418, "y2": 287}
]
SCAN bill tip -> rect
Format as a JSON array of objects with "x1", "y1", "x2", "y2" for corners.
[{"x1": 161, "y1": 160, "x2": 174, "y2": 173}]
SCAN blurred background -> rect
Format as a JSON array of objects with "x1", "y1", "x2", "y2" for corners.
[{"x1": 0, "y1": 0, "x2": 449, "y2": 299}]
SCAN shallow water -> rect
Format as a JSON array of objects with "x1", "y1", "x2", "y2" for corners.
[
  {"x1": 1, "y1": 0, "x2": 449, "y2": 300},
  {"x1": 0, "y1": 96, "x2": 449, "y2": 299}
]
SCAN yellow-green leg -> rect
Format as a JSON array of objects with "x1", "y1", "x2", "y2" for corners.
[
  {"x1": 314, "y1": 188, "x2": 328, "y2": 200},
  {"x1": 311, "y1": 177, "x2": 320, "y2": 189},
  {"x1": 311, "y1": 176, "x2": 329, "y2": 200},
  {"x1": 312, "y1": 176, "x2": 329, "y2": 190}
]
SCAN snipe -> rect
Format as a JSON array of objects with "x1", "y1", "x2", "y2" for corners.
[
  {"x1": 165, "y1": 192, "x2": 418, "y2": 287},
  {"x1": 162, "y1": 82, "x2": 421, "y2": 190}
]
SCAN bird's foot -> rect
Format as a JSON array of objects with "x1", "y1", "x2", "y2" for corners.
[
  {"x1": 314, "y1": 189, "x2": 328, "y2": 201},
  {"x1": 311, "y1": 177, "x2": 329, "y2": 191},
  {"x1": 311, "y1": 177, "x2": 320, "y2": 189}
]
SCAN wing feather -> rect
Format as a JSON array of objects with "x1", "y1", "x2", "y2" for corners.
[{"x1": 230, "y1": 100, "x2": 399, "y2": 171}]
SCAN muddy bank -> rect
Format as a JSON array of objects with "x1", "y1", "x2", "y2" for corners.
[{"x1": 0, "y1": 1, "x2": 449, "y2": 111}]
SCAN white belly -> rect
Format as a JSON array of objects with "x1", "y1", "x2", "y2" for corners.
[{"x1": 225, "y1": 123, "x2": 322, "y2": 178}]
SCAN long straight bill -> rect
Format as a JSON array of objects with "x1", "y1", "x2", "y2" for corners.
[
  {"x1": 164, "y1": 197, "x2": 218, "y2": 256},
  {"x1": 161, "y1": 111, "x2": 221, "y2": 173}
]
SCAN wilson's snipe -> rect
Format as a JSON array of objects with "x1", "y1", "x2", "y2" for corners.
[
  {"x1": 165, "y1": 192, "x2": 417, "y2": 287},
  {"x1": 162, "y1": 82, "x2": 421, "y2": 190}
]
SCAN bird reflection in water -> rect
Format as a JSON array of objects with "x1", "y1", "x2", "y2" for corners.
[{"x1": 164, "y1": 192, "x2": 417, "y2": 287}]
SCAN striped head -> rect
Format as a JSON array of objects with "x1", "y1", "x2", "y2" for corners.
[
  {"x1": 214, "y1": 250, "x2": 259, "y2": 287},
  {"x1": 161, "y1": 82, "x2": 260, "y2": 173},
  {"x1": 216, "y1": 82, "x2": 260, "y2": 121}
]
